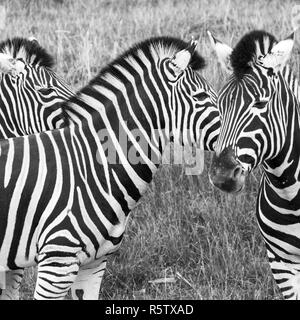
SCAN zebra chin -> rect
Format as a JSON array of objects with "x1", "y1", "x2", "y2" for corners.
[{"x1": 209, "y1": 174, "x2": 246, "y2": 193}]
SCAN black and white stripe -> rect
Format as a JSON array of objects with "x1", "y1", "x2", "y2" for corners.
[
  {"x1": 0, "y1": 36, "x2": 220, "y2": 299},
  {"x1": 209, "y1": 30, "x2": 300, "y2": 299},
  {"x1": 0, "y1": 37, "x2": 73, "y2": 139},
  {"x1": 0, "y1": 37, "x2": 74, "y2": 300}
]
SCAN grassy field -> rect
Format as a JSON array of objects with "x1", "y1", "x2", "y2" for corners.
[{"x1": 3, "y1": 0, "x2": 299, "y2": 300}]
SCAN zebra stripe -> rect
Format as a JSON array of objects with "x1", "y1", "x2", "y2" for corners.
[
  {"x1": 0, "y1": 36, "x2": 220, "y2": 299},
  {"x1": 209, "y1": 30, "x2": 300, "y2": 299},
  {"x1": 0, "y1": 37, "x2": 73, "y2": 139},
  {"x1": 0, "y1": 37, "x2": 74, "y2": 300}
]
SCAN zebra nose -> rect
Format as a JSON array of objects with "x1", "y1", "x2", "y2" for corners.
[
  {"x1": 209, "y1": 148, "x2": 246, "y2": 193},
  {"x1": 233, "y1": 165, "x2": 243, "y2": 179}
]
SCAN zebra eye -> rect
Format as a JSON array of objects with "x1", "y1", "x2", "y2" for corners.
[
  {"x1": 35, "y1": 86, "x2": 56, "y2": 94},
  {"x1": 193, "y1": 91, "x2": 209, "y2": 100}
]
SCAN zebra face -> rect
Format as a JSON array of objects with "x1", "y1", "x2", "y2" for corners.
[
  {"x1": 209, "y1": 70, "x2": 273, "y2": 192},
  {"x1": 16, "y1": 64, "x2": 73, "y2": 130},
  {"x1": 208, "y1": 30, "x2": 295, "y2": 193},
  {"x1": 24, "y1": 65, "x2": 73, "y2": 102},
  {"x1": 161, "y1": 42, "x2": 219, "y2": 150},
  {"x1": 171, "y1": 69, "x2": 219, "y2": 149}
]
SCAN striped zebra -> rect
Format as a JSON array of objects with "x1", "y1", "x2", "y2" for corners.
[
  {"x1": 0, "y1": 37, "x2": 74, "y2": 299},
  {"x1": 0, "y1": 37, "x2": 73, "y2": 139},
  {"x1": 208, "y1": 29, "x2": 300, "y2": 299},
  {"x1": 0, "y1": 36, "x2": 220, "y2": 299}
]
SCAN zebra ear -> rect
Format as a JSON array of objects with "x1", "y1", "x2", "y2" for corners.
[
  {"x1": 0, "y1": 53, "x2": 25, "y2": 76},
  {"x1": 261, "y1": 33, "x2": 294, "y2": 73},
  {"x1": 207, "y1": 30, "x2": 233, "y2": 73},
  {"x1": 28, "y1": 36, "x2": 39, "y2": 45},
  {"x1": 0, "y1": 53, "x2": 19, "y2": 76},
  {"x1": 170, "y1": 38, "x2": 198, "y2": 76}
]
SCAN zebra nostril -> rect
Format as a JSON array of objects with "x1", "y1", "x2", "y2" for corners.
[{"x1": 233, "y1": 165, "x2": 243, "y2": 179}]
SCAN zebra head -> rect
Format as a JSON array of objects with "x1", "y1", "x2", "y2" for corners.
[
  {"x1": 156, "y1": 37, "x2": 219, "y2": 151},
  {"x1": 0, "y1": 37, "x2": 74, "y2": 138},
  {"x1": 208, "y1": 30, "x2": 296, "y2": 193}
]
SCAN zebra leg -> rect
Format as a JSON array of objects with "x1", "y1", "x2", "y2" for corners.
[
  {"x1": 0, "y1": 269, "x2": 24, "y2": 300},
  {"x1": 34, "y1": 253, "x2": 80, "y2": 300},
  {"x1": 70, "y1": 259, "x2": 107, "y2": 300},
  {"x1": 267, "y1": 249, "x2": 300, "y2": 300}
]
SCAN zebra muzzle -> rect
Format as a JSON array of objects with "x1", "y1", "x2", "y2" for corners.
[{"x1": 209, "y1": 148, "x2": 246, "y2": 193}]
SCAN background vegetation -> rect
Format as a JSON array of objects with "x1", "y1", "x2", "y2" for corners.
[{"x1": 2, "y1": 0, "x2": 298, "y2": 299}]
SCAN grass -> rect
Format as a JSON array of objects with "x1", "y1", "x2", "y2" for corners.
[{"x1": 3, "y1": 0, "x2": 298, "y2": 300}]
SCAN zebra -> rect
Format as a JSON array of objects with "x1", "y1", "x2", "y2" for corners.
[
  {"x1": 0, "y1": 37, "x2": 74, "y2": 299},
  {"x1": 208, "y1": 29, "x2": 300, "y2": 299},
  {"x1": 0, "y1": 37, "x2": 74, "y2": 139},
  {"x1": 0, "y1": 36, "x2": 220, "y2": 299}
]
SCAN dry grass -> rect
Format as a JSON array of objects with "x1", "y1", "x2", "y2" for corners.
[{"x1": 2, "y1": 0, "x2": 298, "y2": 300}]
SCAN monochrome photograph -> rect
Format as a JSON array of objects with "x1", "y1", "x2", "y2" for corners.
[{"x1": 0, "y1": 0, "x2": 299, "y2": 306}]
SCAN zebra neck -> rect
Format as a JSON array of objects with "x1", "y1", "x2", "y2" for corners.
[
  {"x1": 66, "y1": 75, "x2": 171, "y2": 145},
  {"x1": 282, "y1": 66, "x2": 300, "y2": 102},
  {"x1": 72, "y1": 119, "x2": 167, "y2": 217},
  {"x1": 67, "y1": 95, "x2": 169, "y2": 159},
  {"x1": 65, "y1": 88, "x2": 174, "y2": 212},
  {"x1": 262, "y1": 104, "x2": 300, "y2": 210}
]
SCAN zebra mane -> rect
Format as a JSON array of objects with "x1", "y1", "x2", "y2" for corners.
[
  {"x1": 64, "y1": 36, "x2": 206, "y2": 109},
  {"x1": 0, "y1": 37, "x2": 54, "y2": 68},
  {"x1": 91, "y1": 36, "x2": 206, "y2": 84},
  {"x1": 231, "y1": 30, "x2": 277, "y2": 77}
]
